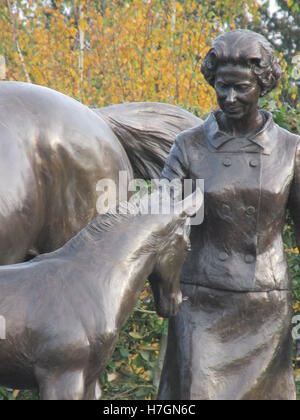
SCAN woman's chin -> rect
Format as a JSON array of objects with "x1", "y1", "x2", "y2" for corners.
[{"x1": 224, "y1": 110, "x2": 245, "y2": 120}]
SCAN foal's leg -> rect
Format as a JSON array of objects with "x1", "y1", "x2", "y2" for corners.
[
  {"x1": 84, "y1": 379, "x2": 102, "y2": 400},
  {"x1": 36, "y1": 368, "x2": 85, "y2": 400}
]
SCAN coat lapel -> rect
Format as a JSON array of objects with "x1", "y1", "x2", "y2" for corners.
[{"x1": 205, "y1": 111, "x2": 275, "y2": 155}]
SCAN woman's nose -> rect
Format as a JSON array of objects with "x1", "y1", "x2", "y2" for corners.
[{"x1": 225, "y1": 88, "x2": 237, "y2": 103}]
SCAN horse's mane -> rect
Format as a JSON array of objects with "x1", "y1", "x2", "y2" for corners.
[{"x1": 95, "y1": 103, "x2": 202, "y2": 179}]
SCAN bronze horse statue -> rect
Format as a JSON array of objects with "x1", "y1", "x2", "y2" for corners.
[
  {"x1": 0, "y1": 191, "x2": 202, "y2": 400},
  {"x1": 0, "y1": 81, "x2": 202, "y2": 265}
]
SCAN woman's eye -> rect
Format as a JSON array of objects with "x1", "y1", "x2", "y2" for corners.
[{"x1": 237, "y1": 85, "x2": 250, "y2": 92}]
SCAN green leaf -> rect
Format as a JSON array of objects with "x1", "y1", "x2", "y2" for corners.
[{"x1": 129, "y1": 332, "x2": 143, "y2": 340}]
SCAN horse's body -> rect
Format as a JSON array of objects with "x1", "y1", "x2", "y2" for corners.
[
  {"x1": 0, "y1": 82, "x2": 202, "y2": 264},
  {"x1": 0, "y1": 192, "x2": 201, "y2": 400},
  {"x1": 0, "y1": 81, "x2": 134, "y2": 264}
]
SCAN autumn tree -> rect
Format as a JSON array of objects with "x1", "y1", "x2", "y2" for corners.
[{"x1": 0, "y1": 0, "x2": 261, "y2": 116}]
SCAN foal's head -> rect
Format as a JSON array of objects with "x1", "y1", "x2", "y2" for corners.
[{"x1": 148, "y1": 190, "x2": 203, "y2": 318}]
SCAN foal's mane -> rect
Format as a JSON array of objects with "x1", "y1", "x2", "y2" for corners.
[
  {"x1": 62, "y1": 201, "x2": 175, "y2": 259},
  {"x1": 33, "y1": 200, "x2": 177, "y2": 264},
  {"x1": 86, "y1": 204, "x2": 135, "y2": 237}
]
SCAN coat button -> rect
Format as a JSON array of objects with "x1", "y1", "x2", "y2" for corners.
[
  {"x1": 219, "y1": 252, "x2": 229, "y2": 261},
  {"x1": 250, "y1": 159, "x2": 259, "y2": 167},
  {"x1": 245, "y1": 254, "x2": 255, "y2": 264},
  {"x1": 223, "y1": 158, "x2": 232, "y2": 167},
  {"x1": 246, "y1": 206, "x2": 256, "y2": 216}
]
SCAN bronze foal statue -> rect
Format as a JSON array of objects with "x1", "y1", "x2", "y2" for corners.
[{"x1": 0, "y1": 191, "x2": 202, "y2": 400}]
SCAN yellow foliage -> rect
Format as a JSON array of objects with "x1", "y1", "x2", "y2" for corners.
[{"x1": 0, "y1": 0, "x2": 261, "y2": 115}]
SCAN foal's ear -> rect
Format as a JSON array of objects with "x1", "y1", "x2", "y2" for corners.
[{"x1": 176, "y1": 188, "x2": 203, "y2": 218}]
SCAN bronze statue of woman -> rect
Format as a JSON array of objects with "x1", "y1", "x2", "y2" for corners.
[{"x1": 158, "y1": 29, "x2": 299, "y2": 400}]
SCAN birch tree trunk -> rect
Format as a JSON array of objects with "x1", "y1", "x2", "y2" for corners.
[
  {"x1": 0, "y1": 56, "x2": 6, "y2": 80},
  {"x1": 78, "y1": 1, "x2": 85, "y2": 101},
  {"x1": 6, "y1": 0, "x2": 31, "y2": 83},
  {"x1": 171, "y1": 0, "x2": 176, "y2": 37}
]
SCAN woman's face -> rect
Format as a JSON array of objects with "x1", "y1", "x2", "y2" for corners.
[{"x1": 214, "y1": 63, "x2": 261, "y2": 121}]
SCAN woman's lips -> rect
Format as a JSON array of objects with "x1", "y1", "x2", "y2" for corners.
[{"x1": 225, "y1": 106, "x2": 242, "y2": 113}]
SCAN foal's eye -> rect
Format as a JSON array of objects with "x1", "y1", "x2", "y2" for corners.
[
  {"x1": 175, "y1": 227, "x2": 185, "y2": 238},
  {"x1": 185, "y1": 241, "x2": 192, "y2": 252},
  {"x1": 174, "y1": 234, "x2": 184, "y2": 246}
]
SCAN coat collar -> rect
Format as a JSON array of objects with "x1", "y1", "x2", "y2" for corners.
[{"x1": 205, "y1": 110, "x2": 276, "y2": 155}]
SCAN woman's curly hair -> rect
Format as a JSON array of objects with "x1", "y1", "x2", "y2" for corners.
[{"x1": 201, "y1": 30, "x2": 283, "y2": 97}]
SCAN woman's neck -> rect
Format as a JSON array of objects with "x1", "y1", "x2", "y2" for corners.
[{"x1": 219, "y1": 110, "x2": 265, "y2": 138}]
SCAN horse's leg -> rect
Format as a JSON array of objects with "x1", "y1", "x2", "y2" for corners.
[
  {"x1": 84, "y1": 379, "x2": 102, "y2": 400},
  {"x1": 36, "y1": 368, "x2": 85, "y2": 401}
]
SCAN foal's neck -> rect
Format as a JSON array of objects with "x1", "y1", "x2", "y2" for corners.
[
  {"x1": 77, "y1": 218, "x2": 162, "y2": 332},
  {"x1": 111, "y1": 251, "x2": 157, "y2": 330}
]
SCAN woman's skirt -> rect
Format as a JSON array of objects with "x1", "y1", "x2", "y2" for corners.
[{"x1": 158, "y1": 284, "x2": 296, "y2": 400}]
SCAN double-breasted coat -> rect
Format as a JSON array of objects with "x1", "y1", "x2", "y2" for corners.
[{"x1": 159, "y1": 110, "x2": 299, "y2": 400}]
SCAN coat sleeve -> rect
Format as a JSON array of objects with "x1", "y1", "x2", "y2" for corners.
[
  {"x1": 288, "y1": 141, "x2": 300, "y2": 248},
  {"x1": 161, "y1": 134, "x2": 189, "y2": 181}
]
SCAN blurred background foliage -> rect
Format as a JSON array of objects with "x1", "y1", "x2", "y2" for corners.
[{"x1": 0, "y1": 0, "x2": 299, "y2": 400}]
